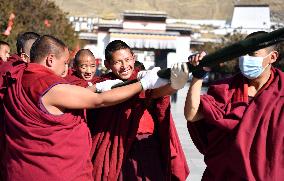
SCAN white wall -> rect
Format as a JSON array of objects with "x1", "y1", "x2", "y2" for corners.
[
  {"x1": 167, "y1": 52, "x2": 178, "y2": 68},
  {"x1": 123, "y1": 22, "x2": 166, "y2": 30},
  {"x1": 231, "y1": 6, "x2": 271, "y2": 29},
  {"x1": 175, "y1": 36, "x2": 191, "y2": 62},
  {"x1": 97, "y1": 32, "x2": 109, "y2": 61}
]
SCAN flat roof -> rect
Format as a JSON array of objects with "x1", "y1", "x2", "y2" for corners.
[
  {"x1": 78, "y1": 32, "x2": 97, "y2": 40},
  {"x1": 109, "y1": 28, "x2": 179, "y2": 36},
  {"x1": 234, "y1": 4, "x2": 269, "y2": 8},
  {"x1": 123, "y1": 10, "x2": 167, "y2": 18}
]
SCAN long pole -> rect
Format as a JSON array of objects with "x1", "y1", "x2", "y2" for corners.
[{"x1": 112, "y1": 27, "x2": 284, "y2": 88}]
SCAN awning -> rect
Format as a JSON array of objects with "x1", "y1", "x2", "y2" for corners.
[{"x1": 109, "y1": 31, "x2": 179, "y2": 49}]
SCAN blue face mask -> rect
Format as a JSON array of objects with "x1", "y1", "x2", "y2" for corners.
[{"x1": 239, "y1": 54, "x2": 270, "y2": 79}]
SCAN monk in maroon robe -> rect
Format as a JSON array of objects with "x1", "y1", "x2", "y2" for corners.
[
  {"x1": 0, "y1": 55, "x2": 22, "y2": 181},
  {"x1": 182, "y1": 31, "x2": 284, "y2": 181},
  {"x1": 64, "y1": 49, "x2": 100, "y2": 87},
  {"x1": 0, "y1": 35, "x2": 167, "y2": 181},
  {"x1": 0, "y1": 41, "x2": 11, "y2": 82},
  {"x1": 0, "y1": 32, "x2": 39, "y2": 179},
  {"x1": 89, "y1": 40, "x2": 189, "y2": 181},
  {"x1": 0, "y1": 54, "x2": 23, "y2": 76},
  {"x1": 0, "y1": 41, "x2": 10, "y2": 63},
  {"x1": 0, "y1": 31, "x2": 40, "y2": 79},
  {"x1": 16, "y1": 32, "x2": 40, "y2": 63},
  {"x1": 0, "y1": 58, "x2": 4, "y2": 67}
]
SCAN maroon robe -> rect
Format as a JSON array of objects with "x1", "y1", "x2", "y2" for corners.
[
  {"x1": 0, "y1": 55, "x2": 24, "y2": 91},
  {"x1": 89, "y1": 70, "x2": 189, "y2": 181},
  {"x1": 0, "y1": 58, "x2": 4, "y2": 66},
  {"x1": 1, "y1": 63, "x2": 93, "y2": 181},
  {"x1": 0, "y1": 57, "x2": 5, "y2": 179},
  {"x1": 188, "y1": 68, "x2": 284, "y2": 181},
  {"x1": 0, "y1": 55, "x2": 22, "y2": 75},
  {"x1": 0, "y1": 55, "x2": 23, "y2": 179}
]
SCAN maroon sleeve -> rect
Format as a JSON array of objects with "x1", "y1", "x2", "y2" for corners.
[
  {"x1": 199, "y1": 80, "x2": 244, "y2": 130},
  {"x1": 22, "y1": 73, "x2": 68, "y2": 106},
  {"x1": 64, "y1": 69, "x2": 89, "y2": 87},
  {"x1": 187, "y1": 79, "x2": 246, "y2": 153},
  {"x1": 149, "y1": 95, "x2": 189, "y2": 180}
]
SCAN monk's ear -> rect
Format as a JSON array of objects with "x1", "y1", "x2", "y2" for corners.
[
  {"x1": 46, "y1": 54, "x2": 55, "y2": 67},
  {"x1": 104, "y1": 59, "x2": 110, "y2": 69},
  {"x1": 270, "y1": 51, "x2": 279, "y2": 64},
  {"x1": 20, "y1": 49, "x2": 29, "y2": 63},
  {"x1": 20, "y1": 53, "x2": 25, "y2": 61}
]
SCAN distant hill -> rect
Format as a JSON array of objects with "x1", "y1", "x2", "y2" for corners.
[{"x1": 51, "y1": 0, "x2": 284, "y2": 21}]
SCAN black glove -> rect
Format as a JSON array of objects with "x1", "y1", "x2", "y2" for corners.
[
  {"x1": 192, "y1": 69, "x2": 208, "y2": 79},
  {"x1": 187, "y1": 52, "x2": 208, "y2": 79}
]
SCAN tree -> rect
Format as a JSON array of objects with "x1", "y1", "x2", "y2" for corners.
[{"x1": 0, "y1": 0, "x2": 78, "y2": 53}]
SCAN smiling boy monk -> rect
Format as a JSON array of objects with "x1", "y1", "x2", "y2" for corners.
[{"x1": 89, "y1": 40, "x2": 189, "y2": 181}]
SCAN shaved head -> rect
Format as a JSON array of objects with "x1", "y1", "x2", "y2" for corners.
[
  {"x1": 74, "y1": 49, "x2": 95, "y2": 66},
  {"x1": 30, "y1": 35, "x2": 69, "y2": 76},
  {"x1": 0, "y1": 41, "x2": 10, "y2": 62},
  {"x1": 23, "y1": 39, "x2": 36, "y2": 58},
  {"x1": 16, "y1": 32, "x2": 40, "y2": 55},
  {"x1": 30, "y1": 35, "x2": 67, "y2": 63},
  {"x1": 74, "y1": 49, "x2": 97, "y2": 80}
]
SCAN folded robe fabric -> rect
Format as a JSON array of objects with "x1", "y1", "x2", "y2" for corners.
[
  {"x1": 0, "y1": 54, "x2": 22, "y2": 81},
  {"x1": 1, "y1": 63, "x2": 93, "y2": 181},
  {"x1": 0, "y1": 54, "x2": 25, "y2": 100},
  {"x1": 188, "y1": 68, "x2": 284, "y2": 181},
  {"x1": 0, "y1": 55, "x2": 23, "y2": 180},
  {"x1": 88, "y1": 69, "x2": 189, "y2": 181},
  {"x1": 0, "y1": 59, "x2": 4, "y2": 66}
]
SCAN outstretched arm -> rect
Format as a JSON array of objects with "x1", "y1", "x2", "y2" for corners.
[
  {"x1": 150, "y1": 84, "x2": 176, "y2": 99},
  {"x1": 43, "y1": 81, "x2": 143, "y2": 111},
  {"x1": 143, "y1": 63, "x2": 190, "y2": 99},
  {"x1": 42, "y1": 68, "x2": 167, "y2": 115}
]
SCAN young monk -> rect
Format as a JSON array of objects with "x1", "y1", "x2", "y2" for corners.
[
  {"x1": 89, "y1": 40, "x2": 189, "y2": 181},
  {"x1": 64, "y1": 49, "x2": 98, "y2": 85},
  {"x1": 0, "y1": 32, "x2": 40, "y2": 179},
  {"x1": 73, "y1": 49, "x2": 97, "y2": 82},
  {"x1": 0, "y1": 35, "x2": 168, "y2": 181},
  {"x1": 64, "y1": 48, "x2": 124, "y2": 95},
  {"x1": 0, "y1": 32, "x2": 40, "y2": 75},
  {"x1": 0, "y1": 41, "x2": 10, "y2": 64},
  {"x1": 0, "y1": 40, "x2": 10, "y2": 179},
  {"x1": 179, "y1": 31, "x2": 284, "y2": 180},
  {"x1": 16, "y1": 32, "x2": 41, "y2": 63}
]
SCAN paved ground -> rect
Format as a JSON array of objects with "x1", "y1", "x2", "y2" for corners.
[{"x1": 170, "y1": 84, "x2": 207, "y2": 181}]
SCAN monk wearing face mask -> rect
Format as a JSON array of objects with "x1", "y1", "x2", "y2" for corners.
[{"x1": 170, "y1": 30, "x2": 284, "y2": 181}]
